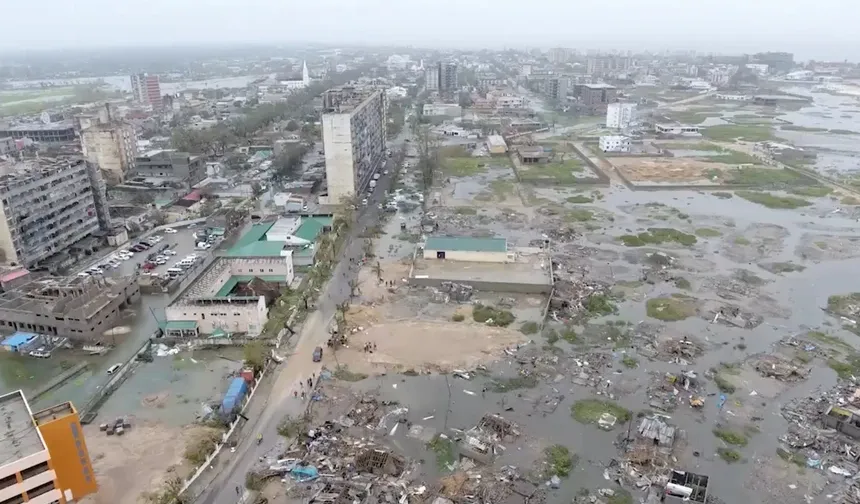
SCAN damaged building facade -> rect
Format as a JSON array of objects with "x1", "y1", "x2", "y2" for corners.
[
  {"x1": 0, "y1": 275, "x2": 140, "y2": 342},
  {"x1": 0, "y1": 157, "x2": 111, "y2": 268}
]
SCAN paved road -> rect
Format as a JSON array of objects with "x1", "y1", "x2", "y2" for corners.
[{"x1": 197, "y1": 134, "x2": 408, "y2": 504}]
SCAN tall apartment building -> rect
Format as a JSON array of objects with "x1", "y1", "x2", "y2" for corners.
[
  {"x1": 321, "y1": 86, "x2": 387, "y2": 203},
  {"x1": 80, "y1": 106, "x2": 137, "y2": 185},
  {"x1": 424, "y1": 66, "x2": 440, "y2": 91},
  {"x1": 543, "y1": 77, "x2": 568, "y2": 102},
  {"x1": 0, "y1": 158, "x2": 110, "y2": 268},
  {"x1": 130, "y1": 73, "x2": 163, "y2": 109},
  {"x1": 606, "y1": 102, "x2": 638, "y2": 129},
  {"x1": 133, "y1": 149, "x2": 205, "y2": 187},
  {"x1": 573, "y1": 83, "x2": 617, "y2": 114},
  {"x1": 0, "y1": 391, "x2": 98, "y2": 504},
  {"x1": 439, "y1": 61, "x2": 458, "y2": 93},
  {"x1": 547, "y1": 47, "x2": 572, "y2": 64},
  {"x1": 586, "y1": 56, "x2": 632, "y2": 75}
]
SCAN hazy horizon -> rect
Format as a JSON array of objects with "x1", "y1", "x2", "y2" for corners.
[{"x1": 4, "y1": 0, "x2": 859, "y2": 62}]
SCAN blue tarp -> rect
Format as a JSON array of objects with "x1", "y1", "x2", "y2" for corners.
[
  {"x1": 220, "y1": 377, "x2": 249, "y2": 414},
  {"x1": 290, "y1": 465, "x2": 318, "y2": 482},
  {"x1": 1, "y1": 332, "x2": 37, "y2": 350}
]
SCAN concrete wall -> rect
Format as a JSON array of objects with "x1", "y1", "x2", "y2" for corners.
[
  {"x1": 81, "y1": 126, "x2": 135, "y2": 185},
  {"x1": 409, "y1": 276, "x2": 552, "y2": 294},
  {"x1": 165, "y1": 296, "x2": 267, "y2": 335},
  {"x1": 422, "y1": 249, "x2": 510, "y2": 263},
  {"x1": 322, "y1": 113, "x2": 355, "y2": 201}
]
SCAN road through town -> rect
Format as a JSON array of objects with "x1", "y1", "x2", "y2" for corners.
[{"x1": 197, "y1": 133, "x2": 407, "y2": 504}]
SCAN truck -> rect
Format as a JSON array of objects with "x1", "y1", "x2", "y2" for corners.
[{"x1": 369, "y1": 180, "x2": 377, "y2": 189}]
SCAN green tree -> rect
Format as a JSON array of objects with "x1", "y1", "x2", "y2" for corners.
[{"x1": 243, "y1": 341, "x2": 268, "y2": 371}]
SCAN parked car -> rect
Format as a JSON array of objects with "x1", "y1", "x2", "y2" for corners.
[
  {"x1": 164, "y1": 227, "x2": 178, "y2": 234},
  {"x1": 312, "y1": 346, "x2": 323, "y2": 362}
]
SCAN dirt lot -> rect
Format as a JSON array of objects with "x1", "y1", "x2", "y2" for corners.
[
  {"x1": 331, "y1": 315, "x2": 526, "y2": 374},
  {"x1": 80, "y1": 421, "x2": 202, "y2": 504},
  {"x1": 609, "y1": 157, "x2": 725, "y2": 183}
]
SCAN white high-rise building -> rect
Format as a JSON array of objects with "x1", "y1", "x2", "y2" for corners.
[
  {"x1": 425, "y1": 66, "x2": 440, "y2": 91},
  {"x1": 606, "y1": 102, "x2": 637, "y2": 129},
  {"x1": 321, "y1": 87, "x2": 387, "y2": 203}
]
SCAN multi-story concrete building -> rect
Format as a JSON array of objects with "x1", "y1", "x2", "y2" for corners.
[
  {"x1": 606, "y1": 102, "x2": 637, "y2": 129},
  {"x1": 0, "y1": 122, "x2": 76, "y2": 144},
  {"x1": 80, "y1": 110, "x2": 137, "y2": 185},
  {"x1": 424, "y1": 66, "x2": 440, "y2": 92},
  {"x1": 439, "y1": 61, "x2": 458, "y2": 93},
  {"x1": 573, "y1": 83, "x2": 617, "y2": 114},
  {"x1": 751, "y1": 52, "x2": 794, "y2": 73},
  {"x1": 547, "y1": 47, "x2": 572, "y2": 64},
  {"x1": 133, "y1": 149, "x2": 205, "y2": 187},
  {"x1": 586, "y1": 55, "x2": 631, "y2": 75},
  {"x1": 130, "y1": 73, "x2": 162, "y2": 109},
  {"x1": 543, "y1": 77, "x2": 568, "y2": 102},
  {"x1": 0, "y1": 137, "x2": 15, "y2": 156},
  {"x1": 598, "y1": 135, "x2": 631, "y2": 153},
  {"x1": 0, "y1": 274, "x2": 140, "y2": 342},
  {"x1": 321, "y1": 87, "x2": 387, "y2": 203},
  {"x1": 0, "y1": 157, "x2": 111, "y2": 268},
  {"x1": 0, "y1": 390, "x2": 98, "y2": 504}
]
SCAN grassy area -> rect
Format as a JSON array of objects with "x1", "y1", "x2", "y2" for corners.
[
  {"x1": 666, "y1": 110, "x2": 722, "y2": 124},
  {"x1": 807, "y1": 331, "x2": 853, "y2": 352},
  {"x1": 831, "y1": 129, "x2": 860, "y2": 135},
  {"x1": 767, "y1": 262, "x2": 806, "y2": 273},
  {"x1": 564, "y1": 208, "x2": 594, "y2": 222},
  {"x1": 443, "y1": 157, "x2": 488, "y2": 177},
  {"x1": 543, "y1": 445, "x2": 577, "y2": 477},
  {"x1": 695, "y1": 228, "x2": 722, "y2": 237},
  {"x1": 571, "y1": 399, "x2": 631, "y2": 425},
  {"x1": 566, "y1": 195, "x2": 593, "y2": 203},
  {"x1": 619, "y1": 228, "x2": 697, "y2": 247},
  {"x1": 426, "y1": 434, "x2": 457, "y2": 469},
  {"x1": 781, "y1": 124, "x2": 828, "y2": 132},
  {"x1": 736, "y1": 191, "x2": 811, "y2": 209},
  {"x1": 606, "y1": 489, "x2": 633, "y2": 504},
  {"x1": 829, "y1": 354, "x2": 860, "y2": 379},
  {"x1": 841, "y1": 196, "x2": 860, "y2": 205},
  {"x1": 488, "y1": 179, "x2": 516, "y2": 200},
  {"x1": 488, "y1": 375, "x2": 539, "y2": 392},
  {"x1": 451, "y1": 313, "x2": 465, "y2": 322},
  {"x1": 713, "y1": 374, "x2": 736, "y2": 393},
  {"x1": 703, "y1": 124, "x2": 778, "y2": 142},
  {"x1": 705, "y1": 151, "x2": 761, "y2": 165},
  {"x1": 674, "y1": 277, "x2": 692, "y2": 290},
  {"x1": 734, "y1": 236, "x2": 751, "y2": 245},
  {"x1": 656, "y1": 141, "x2": 719, "y2": 151},
  {"x1": 453, "y1": 207, "x2": 478, "y2": 215},
  {"x1": 473, "y1": 304, "x2": 516, "y2": 327},
  {"x1": 333, "y1": 366, "x2": 369, "y2": 382},
  {"x1": 713, "y1": 428, "x2": 749, "y2": 446},
  {"x1": 584, "y1": 293, "x2": 618, "y2": 317},
  {"x1": 717, "y1": 448, "x2": 742, "y2": 463},
  {"x1": 827, "y1": 293, "x2": 860, "y2": 316},
  {"x1": 790, "y1": 186, "x2": 833, "y2": 197},
  {"x1": 722, "y1": 167, "x2": 806, "y2": 186},
  {"x1": 518, "y1": 159, "x2": 585, "y2": 184},
  {"x1": 713, "y1": 191, "x2": 733, "y2": 199},
  {"x1": 621, "y1": 355, "x2": 639, "y2": 368},
  {"x1": 520, "y1": 321, "x2": 539, "y2": 335},
  {"x1": 646, "y1": 296, "x2": 696, "y2": 321}
]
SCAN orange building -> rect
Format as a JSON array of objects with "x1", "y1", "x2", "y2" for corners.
[{"x1": 0, "y1": 391, "x2": 97, "y2": 504}]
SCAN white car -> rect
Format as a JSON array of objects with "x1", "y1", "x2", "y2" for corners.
[
  {"x1": 119, "y1": 250, "x2": 133, "y2": 256},
  {"x1": 78, "y1": 272, "x2": 90, "y2": 277},
  {"x1": 164, "y1": 228, "x2": 178, "y2": 234},
  {"x1": 361, "y1": 198, "x2": 368, "y2": 206},
  {"x1": 165, "y1": 250, "x2": 177, "y2": 256},
  {"x1": 89, "y1": 268, "x2": 104, "y2": 275},
  {"x1": 384, "y1": 169, "x2": 389, "y2": 175}
]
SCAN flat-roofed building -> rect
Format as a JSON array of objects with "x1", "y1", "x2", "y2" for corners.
[
  {"x1": 598, "y1": 135, "x2": 631, "y2": 153},
  {"x1": 423, "y1": 236, "x2": 512, "y2": 263},
  {"x1": 0, "y1": 390, "x2": 97, "y2": 504},
  {"x1": 486, "y1": 135, "x2": 507, "y2": 155},
  {"x1": 0, "y1": 122, "x2": 76, "y2": 144}
]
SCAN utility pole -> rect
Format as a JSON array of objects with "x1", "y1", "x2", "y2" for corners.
[{"x1": 443, "y1": 374, "x2": 452, "y2": 430}]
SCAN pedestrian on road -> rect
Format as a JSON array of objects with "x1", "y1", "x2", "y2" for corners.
[
  {"x1": 301, "y1": 391, "x2": 306, "y2": 400},
  {"x1": 294, "y1": 390, "x2": 298, "y2": 398},
  {"x1": 236, "y1": 486, "x2": 240, "y2": 495}
]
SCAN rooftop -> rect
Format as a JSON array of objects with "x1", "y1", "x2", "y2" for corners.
[
  {"x1": 0, "y1": 121, "x2": 75, "y2": 132},
  {"x1": 487, "y1": 135, "x2": 507, "y2": 148},
  {"x1": 215, "y1": 275, "x2": 286, "y2": 297},
  {"x1": 0, "y1": 275, "x2": 135, "y2": 319},
  {"x1": 0, "y1": 390, "x2": 44, "y2": 467},
  {"x1": 162, "y1": 320, "x2": 199, "y2": 331},
  {"x1": 582, "y1": 83, "x2": 617, "y2": 89},
  {"x1": 425, "y1": 236, "x2": 507, "y2": 253}
]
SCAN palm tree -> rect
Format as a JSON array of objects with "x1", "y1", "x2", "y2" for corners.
[
  {"x1": 363, "y1": 238, "x2": 375, "y2": 259},
  {"x1": 348, "y1": 279, "x2": 361, "y2": 298},
  {"x1": 372, "y1": 261, "x2": 383, "y2": 282}
]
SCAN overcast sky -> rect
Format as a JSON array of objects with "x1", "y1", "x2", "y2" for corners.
[{"x1": 4, "y1": 0, "x2": 858, "y2": 61}]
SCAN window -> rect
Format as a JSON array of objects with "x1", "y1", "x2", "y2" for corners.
[
  {"x1": 21, "y1": 461, "x2": 49, "y2": 480},
  {"x1": 26, "y1": 480, "x2": 55, "y2": 499},
  {"x1": 0, "y1": 494, "x2": 24, "y2": 504},
  {"x1": 0, "y1": 474, "x2": 17, "y2": 490}
]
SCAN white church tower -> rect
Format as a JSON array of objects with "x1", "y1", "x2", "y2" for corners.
[{"x1": 302, "y1": 61, "x2": 310, "y2": 86}]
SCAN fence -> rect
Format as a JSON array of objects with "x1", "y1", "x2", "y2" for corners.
[
  {"x1": 79, "y1": 338, "x2": 153, "y2": 420},
  {"x1": 29, "y1": 363, "x2": 89, "y2": 402}
]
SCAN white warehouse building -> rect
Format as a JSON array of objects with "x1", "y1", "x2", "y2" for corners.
[
  {"x1": 321, "y1": 87, "x2": 387, "y2": 204},
  {"x1": 598, "y1": 135, "x2": 631, "y2": 153},
  {"x1": 606, "y1": 102, "x2": 637, "y2": 129}
]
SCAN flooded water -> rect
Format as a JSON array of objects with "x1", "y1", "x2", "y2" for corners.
[{"x1": 4, "y1": 74, "x2": 268, "y2": 94}]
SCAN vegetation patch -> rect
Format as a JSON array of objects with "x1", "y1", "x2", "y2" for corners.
[
  {"x1": 542, "y1": 445, "x2": 577, "y2": 478},
  {"x1": 695, "y1": 228, "x2": 722, "y2": 238},
  {"x1": 333, "y1": 366, "x2": 369, "y2": 382},
  {"x1": 713, "y1": 191, "x2": 734, "y2": 199},
  {"x1": 713, "y1": 428, "x2": 749, "y2": 446},
  {"x1": 736, "y1": 191, "x2": 811, "y2": 209},
  {"x1": 561, "y1": 328, "x2": 579, "y2": 344},
  {"x1": 703, "y1": 124, "x2": 778, "y2": 142},
  {"x1": 584, "y1": 294, "x2": 618, "y2": 317},
  {"x1": 781, "y1": 124, "x2": 828, "y2": 133},
  {"x1": 443, "y1": 157, "x2": 488, "y2": 177},
  {"x1": 426, "y1": 434, "x2": 457, "y2": 469},
  {"x1": 520, "y1": 321, "x2": 539, "y2": 335},
  {"x1": 713, "y1": 374, "x2": 737, "y2": 394},
  {"x1": 722, "y1": 167, "x2": 806, "y2": 186},
  {"x1": 807, "y1": 331, "x2": 852, "y2": 352},
  {"x1": 828, "y1": 357, "x2": 860, "y2": 379},
  {"x1": 619, "y1": 228, "x2": 697, "y2": 247},
  {"x1": 488, "y1": 375, "x2": 539, "y2": 393},
  {"x1": 703, "y1": 151, "x2": 761, "y2": 165},
  {"x1": 674, "y1": 277, "x2": 692, "y2": 290},
  {"x1": 827, "y1": 293, "x2": 860, "y2": 317},
  {"x1": 841, "y1": 196, "x2": 860, "y2": 205},
  {"x1": 790, "y1": 186, "x2": 833, "y2": 197},
  {"x1": 453, "y1": 207, "x2": 478, "y2": 215},
  {"x1": 571, "y1": 399, "x2": 631, "y2": 425},
  {"x1": 621, "y1": 355, "x2": 639, "y2": 368},
  {"x1": 646, "y1": 297, "x2": 696, "y2": 321},
  {"x1": 734, "y1": 236, "x2": 751, "y2": 245},
  {"x1": 762, "y1": 261, "x2": 806, "y2": 274},
  {"x1": 717, "y1": 448, "x2": 742, "y2": 463},
  {"x1": 564, "y1": 208, "x2": 594, "y2": 222},
  {"x1": 473, "y1": 304, "x2": 516, "y2": 327},
  {"x1": 606, "y1": 488, "x2": 633, "y2": 504},
  {"x1": 518, "y1": 159, "x2": 585, "y2": 184},
  {"x1": 566, "y1": 195, "x2": 594, "y2": 203},
  {"x1": 451, "y1": 313, "x2": 465, "y2": 322},
  {"x1": 183, "y1": 428, "x2": 224, "y2": 466}
]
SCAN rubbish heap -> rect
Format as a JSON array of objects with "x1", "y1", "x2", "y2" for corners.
[{"x1": 751, "y1": 354, "x2": 809, "y2": 382}]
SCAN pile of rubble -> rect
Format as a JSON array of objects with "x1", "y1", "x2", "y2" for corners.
[
  {"x1": 548, "y1": 277, "x2": 613, "y2": 321},
  {"x1": 699, "y1": 301, "x2": 764, "y2": 329},
  {"x1": 645, "y1": 371, "x2": 703, "y2": 413},
  {"x1": 751, "y1": 354, "x2": 810, "y2": 382},
  {"x1": 639, "y1": 335, "x2": 704, "y2": 365},
  {"x1": 429, "y1": 282, "x2": 475, "y2": 303}
]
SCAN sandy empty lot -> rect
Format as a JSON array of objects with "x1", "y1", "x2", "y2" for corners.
[{"x1": 610, "y1": 157, "x2": 723, "y2": 183}]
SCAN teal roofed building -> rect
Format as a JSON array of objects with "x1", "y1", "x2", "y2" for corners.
[
  {"x1": 423, "y1": 236, "x2": 511, "y2": 263},
  {"x1": 226, "y1": 215, "x2": 333, "y2": 266}
]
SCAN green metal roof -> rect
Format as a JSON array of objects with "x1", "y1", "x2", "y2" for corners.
[
  {"x1": 215, "y1": 275, "x2": 287, "y2": 297},
  {"x1": 229, "y1": 222, "x2": 276, "y2": 251},
  {"x1": 162, "y1": 320, "x2": 199, "y2": 331},
  {"x1": 225, "y1": 241, "x2": 287, "y2": 258},
  {"x1": 424, "y1": 236, "x2": 507, "y2": 253},
  {"x1": 294, "y1": 216, "x2": 333, "y2": 242}
]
